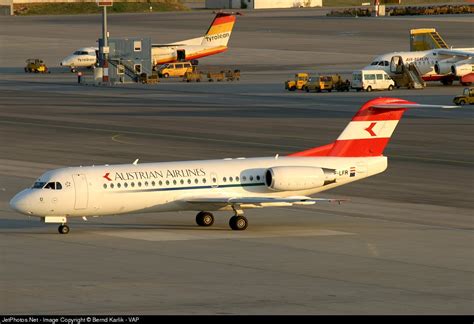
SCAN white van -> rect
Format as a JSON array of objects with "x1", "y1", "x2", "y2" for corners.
[{"x1": 352, "y1": 70, "x2": 395, "y2": 92}]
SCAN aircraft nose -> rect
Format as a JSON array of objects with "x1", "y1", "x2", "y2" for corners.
[{"x1": 10, "y1": 191, "x2": 32, "y2": 215}]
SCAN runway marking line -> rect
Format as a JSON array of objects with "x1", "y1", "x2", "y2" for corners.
[{"x1": 98, "y1": 228, "x2": 354, "y2": 242}]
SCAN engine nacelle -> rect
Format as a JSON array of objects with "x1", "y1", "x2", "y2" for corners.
[
  {"x1": 265, "y1": 166, "x2": 336, "y2": 192},
  {"x1": 434, "y1": 61, "x2": 452, "y2": 75},
  {"x1": 451, "y1": 62, "x2": 474, "y2": 77}
]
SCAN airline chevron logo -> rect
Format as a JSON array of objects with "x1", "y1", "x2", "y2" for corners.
[{"x1": 364, "y1": 122, "x2": 377, "y2": 137}]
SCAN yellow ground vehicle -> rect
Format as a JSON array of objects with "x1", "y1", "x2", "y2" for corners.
[
  {"x1": 157, "y1": 62, "x2": 193, "y2": 78},
  {"x1": 305, "y1": 74, "x2": 351, "y2": 93},
  {"x1": 304, "y1": 75, "x2": 335, "y2": 92},
  {"x1": 285, "y1": 73, "x2": 309, "y2": 91},
  {"x1": 24, "y1": 59, "x2": 49, "y2": 73},
  {"x1": 453, "y1": 87, "x2": 474, "y2": 105}
]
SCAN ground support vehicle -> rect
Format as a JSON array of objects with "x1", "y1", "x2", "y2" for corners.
[
  {"x1": 207, "y1": 71, "x2": 225, "y2": 82},
  {"x1": 157, "y1": 62, "x2": 193, "y2": 78},
  {"x1": 184, "y1": 70, "x2": 203, "y2": 82},
  {"x1": 225, "y1": 70, "x2": 240, "y2": 81},
  {"x1": 453, "y1": 87, "x2": 474, "y2": 105},
  {"x1": 285, "y1": 73, "x2": 309, "y2": 91},
  {"x1": 24, "y1": 59, "x2": 49, "y2": 73},
  {"x1": 139, "y1": 73, "x2": 159, "y2": 84},
  {"x1": 352, "y1": 70, "x2": 395, "y2": 92}
]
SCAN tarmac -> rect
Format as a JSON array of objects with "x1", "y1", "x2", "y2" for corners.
[{"x1": 0, "y1": 9, "x2": 473, "y2": 314}]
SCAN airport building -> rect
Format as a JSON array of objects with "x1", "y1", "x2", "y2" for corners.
[{"x1": 206, "y1": 0, "x2": 322, "y2": 9}]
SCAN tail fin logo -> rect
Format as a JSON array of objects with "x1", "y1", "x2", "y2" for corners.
[{"x1": 364, "y1": 122, "x2": 377, "y2": 137}]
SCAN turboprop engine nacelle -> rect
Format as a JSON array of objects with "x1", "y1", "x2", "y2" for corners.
[
  {"x1": 265, "y1": 166, "x2": 336, "y2": 192},
  {"x1": 451, "y1": 61, "x2": 474, "y2": 77},
  {"x1": 434, "y1": 61, "x2": 453, "y2": 75}
]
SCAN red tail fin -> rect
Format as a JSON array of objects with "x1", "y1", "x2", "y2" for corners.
[{"x1": 289, "y1": 98, "x2": 415, "y2": 158}]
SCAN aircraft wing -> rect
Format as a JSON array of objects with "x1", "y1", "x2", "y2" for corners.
[
  {"x1": 185, "y1": 196, "x2": 346, "y2": 206},
  {"x1": 435, "y1": 49, "x2": 474, "y2": 58}
]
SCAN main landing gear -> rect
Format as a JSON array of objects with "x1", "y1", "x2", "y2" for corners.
[
  {"x1": 195, "y1": 208, "x2": 249, "y2": 231},
  {"x1": 196, "y1": 211, "x2": 215, "y2": 227}
]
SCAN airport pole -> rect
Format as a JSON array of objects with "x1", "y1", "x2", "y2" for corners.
[{"x1": 102, "y1": 5, "x2": 109, "y2": 83}]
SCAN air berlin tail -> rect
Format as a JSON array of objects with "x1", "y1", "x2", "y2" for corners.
[{"x1": 290, "y1": 97, "x2": 415, "y2": 158}]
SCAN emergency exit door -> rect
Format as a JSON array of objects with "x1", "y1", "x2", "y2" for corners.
[{"x1": 73, "y1": 174, "x2": 89, "y2": 210}]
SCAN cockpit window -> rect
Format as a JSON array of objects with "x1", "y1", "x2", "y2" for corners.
[
  {"x1": 73, "y1": 51, "x2": 89, "y2": 55},
  {"x1": 371, "y1": 61, "x2": 379, "y2": 65},
  {"x1": 56, "y1": 182, "x2": 62, "y2": 190},
  {"x1": 44, "y1": 182, "x2": 56, "y2": 190},
  {"x1": 32, "y1": 182, "x2": 46, "y2": 189}
]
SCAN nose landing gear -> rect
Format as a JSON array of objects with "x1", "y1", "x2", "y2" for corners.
[{"x1": 58, "y1": 224, "x2": 70, "y2": 234}]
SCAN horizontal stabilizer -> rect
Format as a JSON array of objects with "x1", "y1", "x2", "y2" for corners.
[{"x1": 371, "y1": 103, "x2": 459, "y2": 109}]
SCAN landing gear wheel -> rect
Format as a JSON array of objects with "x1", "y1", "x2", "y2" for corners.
[
  {"x1": 229, "y1": 215, "x2": 248, "y2": 231},
  {"x1": 196, "y1": 211, "x2": 214, "y2": 227},
  {"x1": 58, "y1": 224, "x2": 70, "y2": 234}
]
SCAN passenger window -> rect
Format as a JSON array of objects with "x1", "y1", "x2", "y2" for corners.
[
  {"x1": 159, "y1": 181, "x2": 163, "y2": 186},
  {"x1": 138, "y1": 182, "x2": 142, "y2": 187},
  {"x1": 223, "y1": 177, "x2": 227, "y2": 182},
  {"x1": 202, "y1": 178, "x2": 206, "y2": 184},
  {"x1": 229, "y1": 177, "x2": 233, "y2": 182},
  {"x1": 195, "y1": 179, "x2": 199, "y2": 184},
  {"x1": 173, "y1": 180, "x2": 177, "y2": 185},
  {"x1": 111, "y1": 183, "x2": 115, "y2": 189},
  {"x1": 166, "y1": 180, "x2": 169, "y2": 185},
  {"x1": 145, "y1": 181, "x2": 149, "y2": 187},
  {"x1": 124, "y1": 183, "x2": 128, "y2": 188},
  {"x1": 212, "y1": 178, "x2": 217, "y2": 183},
  {"x1": 249, "y1": 176, "x2": 254, "y2": 181},
  {"x1": 236, "y1": 176, "x2": 239, "y2": 182},
  {"x1": 180, "y1": 179, "x2": 184, "y2": 185},
  {"x1": 44, "y1": 182, "x2": 55, "y2": 190},
  {"x1": 117, "y1": 183, "x2": 121, "y2": 188},
  {"x1": 256, "y1": 176, "x2": 261, "y2": 181},
  {"x1": 103, "y1": 184, "x2": 107, "y2": 189},
  {"x1": 242, "y1": 176, "x2": 247, "y2": 181},
  {"x1": 152, "y1": 181, "x2": 156, "y2": 186},
  {"x1": 188, "y1": 179, "x2": 192, "y2": 184},
  {"x1": 131, "y1": 182, "x2": 135, "y2": 187}
]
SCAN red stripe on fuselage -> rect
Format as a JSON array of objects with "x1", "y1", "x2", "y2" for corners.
[
  {"x1": 328, "y1": 138, "x2": 391, "y2": 157},
  {"x1": 185, "y1": 47, "x2": 228, "y2": 61}
]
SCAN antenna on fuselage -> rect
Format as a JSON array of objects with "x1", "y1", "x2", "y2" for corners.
[{"x1": 133, "y1": 159, "x2": 139, "y2": 165}]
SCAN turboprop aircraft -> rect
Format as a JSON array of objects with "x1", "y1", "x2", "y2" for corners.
[
  {"x1": 59, "y1": 12, "x2": 240, "y2": 72},
  {"x1": 9, "y1": 98, "x2": 457, "y2": 234},
  {"x1": 364, "y1": 28, "x2": 474, "y2": 86}
]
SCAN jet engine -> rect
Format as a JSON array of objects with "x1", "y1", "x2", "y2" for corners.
[
  {"x1": 434, "y1": 61, "x2": 453, "y2": 75},
  {"x1": 451, "y1": 61, "x2": 474, "y2": 77},
  {"x1": 265, "y1": 166, "x2": 336, "y2": 192}
]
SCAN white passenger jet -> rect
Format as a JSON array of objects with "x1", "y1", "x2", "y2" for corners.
[
  {"x1": 60, "y1": 12, "x2": 239, "y2": 72},
  {"x1": 9, "y1": 98, "x2": 457, "y2": 234},
  {"x1": 364, "y1": 29, "x2": 474, "y2": 86}
]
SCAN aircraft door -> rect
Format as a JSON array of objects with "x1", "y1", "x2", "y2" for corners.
[
  {"x1": 390, "y1": 56, "x2": 404, "y2": 74},
  {"x1": 72, "y1": 174, "x2": 89, "y2": 210},
  {"x1": 177, "y1": 49, "x2": 186, "y2": 61}
]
